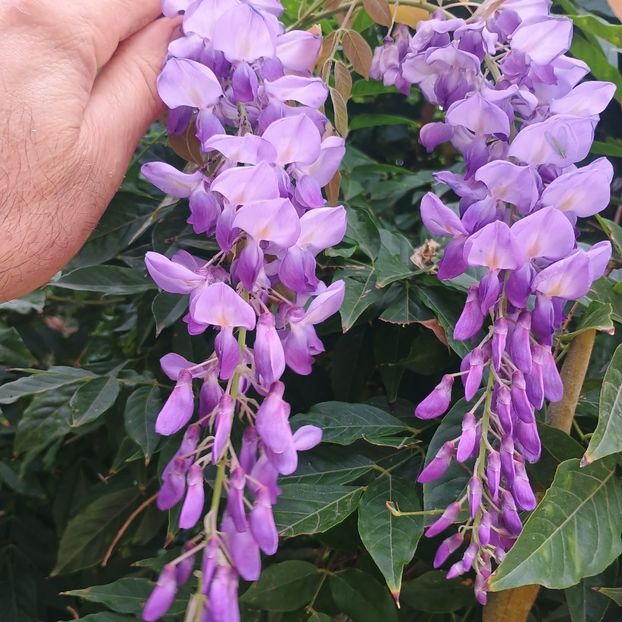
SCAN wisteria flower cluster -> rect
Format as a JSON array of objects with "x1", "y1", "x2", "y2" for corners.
[
  {"x1": 140, "y1": 1, "x2": 346, "y2": 620},
  {"x1": 371, "y1": 0, "x2": 614, "y2": 604}
]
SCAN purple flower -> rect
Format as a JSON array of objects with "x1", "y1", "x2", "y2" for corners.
[
  {"x1": 418, "y1": 441, "x2": 454, "y2": 483},
  {"x1": 454, "y1": 286, "x2": 485, "y2": 340},
  {"x1": 142, "y1": 564, "x2": 177, "y2": 622},
  {"x1": 250, "y1": 487, "x2": 279, "y2": 554},
  {"x1": 457, "y1": 411, "x2": 478, "y2": 462},
  {"x1": 206, "y1": 564, "x2": 241, "y2": 622},
  {"x1": 415, "y1": 374, "x2": 454, "y2": 419},
  {"x1": 426, "y1": 502, "x2": 461, "y2": 538},
  {"x1": 434, "y1": 533, "x2": 464, "y2": 568},
  {"x1": 157, "y1": 58, "x2": 223, "y2": 110},
  {"x1": 157, "y1": 457, "x2": 187, "y2": 511},
  {"x1": 179, "y1": 463, "x2": 206, "y2": 529},
  {"x1": 156, "y1": 370, "x2": 195, "y2": 436},
  {"x1": 540, "y1": 157, "x2": 614, "y2": 218},
  {"x1": 142, "y1": 1, "x2": 348, "y2": 617},
  {"x1": 276, "y1": 29, "x2": 322, "y2": 72},
  {"x1": 213, "y1": 394, "x2": 234, "y2": 463}
]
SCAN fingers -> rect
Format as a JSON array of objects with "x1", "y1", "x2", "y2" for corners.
[
  {"x1": 81, "y1": 17, "x2": 179, "y2": 189},
  {"x1": 73, "y1": 0, "x2": 163, "y2": 68}
]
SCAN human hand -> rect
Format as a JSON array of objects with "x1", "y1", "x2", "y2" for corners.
[{"x1": 0, "y1": 0, "x2": 179, "y2": 302}]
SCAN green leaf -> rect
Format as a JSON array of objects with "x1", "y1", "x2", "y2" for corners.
[
  {"x1": 351, "y1": 79, "x2": 398, "y2": 97},
  {"x1": 340, "y1": 271, "x2": 383, "y2": 331},
  {"x1": 379, "y1": 284, "x2": 433, "y2": 325},
  {"x1": 565, "y1": 560, "x2": 618, "y2": 622},
  {"x1": 123, "y1": 386, "x2": 163, "y2": 464},
  {"x1": 0, "y1": 326, "x2": 36, "y2": 367},
  {"x1": 349, "y1": 113, "x2": 418, "y2": 131},
  {"x1": 423, "y1": 397, "x2": 475, "y2": 522},
  {"x1": 418, "y1": 285, "x2": 470, "y2": 357},
  {"x1": 597, "y1": 215, "x2": 622, "y2": 257},
  {"x1": 152, "y1": 292, "x2": 187, "y2": 336},
  {"x1": 70, "y1": 376, "x2": 120, "y2": 427},
  {"x1": 586, "y1": 277, "x2": 622, "y2": 324},
  {"x1": 0, "y1": 462, "x2": 44, "y2": 498},
  {"x1": 53, "y1": 266, "x2": 155, "y2": 295},
  {"x1": 594, "y1": 587, "x2": 622, "y2": 606},
  {"x1": 584, "y1": 344, "x2": 622, "y2": 465},
  {"x1": 53, "y1": 487, "x2": 142, "y2": 575},
  {"x1": 0, "y1": 291, "x2": 46, "y2": 314},
  {"x1": 563, "y1": 301, "x2": 614, "y2": 340},
  {"x1": 0, "y1": 366, "x2": 95, "y2": 404},
  {"x1": 358, "y1": 475, "x2": 424, "y2": 600},
  {"x1": 240, "y1": 561, "x2": 323, "y2": 611},
  {"x1": 400, "y1": 570, "x2": 475, "y2": 613},
  {"x1": 592, "y1": 139, "x2": 622, "y2": 158},
  {"x1": 0, "y1": 547, "x2": 38, "y2": 622},
  {"x1": 490, "y1": 458, "x2": 622, "y2": 591},
  {"x1": 571, "y1": 14, "x2": 622, "y2": 47},
  {"x1": 281, "y1": 447, "x2": 374, "y2": 485},
  {"x1": 345, "y1": 209, "x2": 381, "y2": 260},
  {"x1": 570, "y1": 34, "x2": 622, "y2": 99},
  {"x1": 528, "y1": 423, "x2": 584, "y2": 489},
  {"x1": 71, "y1": 195, "x2": 155, "y2": 268},
  {"x1": 328, "y1": 568, "x2": 398, "y2": 622},
  {"x1": 63, "y1": 577, "x2": 151, "y2": 614},
  {"x1": 291, "y1": 402, "x2": 409, "y2": 446},
  {"x1": 14, "y1": 389, "x2": 73, "y2": 465},
  {"x1": 274, "y1": 483, "x2": 364, "y2": 537},
  {"x1": 375, "y1": 248, "x2": 415, "y2": 288}
]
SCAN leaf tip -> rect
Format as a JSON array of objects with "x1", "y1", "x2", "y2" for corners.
[
  {"x1": 391, "y1": 589, "x2": 401, "y2": 608},
  {"x1": 580, "y1": 453, "x2": 593, "y2": 467}
]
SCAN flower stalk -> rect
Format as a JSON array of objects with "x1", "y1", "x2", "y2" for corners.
[
  {"x1": 370, "y1": 0, "x2": 615, "y2": 604},
  {"x1": 139, "y1": 1, "x2": 349, "y2": 619}
]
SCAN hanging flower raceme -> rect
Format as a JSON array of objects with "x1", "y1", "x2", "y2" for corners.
[
  {"x1": 141, "y1": 2, "x2": 347, "y2": 620},
  {"x1": 372, "y1": 0, "x2": 614, "y2": 604}
]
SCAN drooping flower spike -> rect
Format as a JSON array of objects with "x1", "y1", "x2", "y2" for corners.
[
  {"x1": 372, "y1": 2, "x2": 614, "y2": 604},
  {"x1": 141, "y1": 1, "x2": 347, "y2": 620}
]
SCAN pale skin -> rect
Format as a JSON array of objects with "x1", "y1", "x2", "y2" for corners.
[{"x1": 0, "y1": 0, "x2": 181, "y2": 302}]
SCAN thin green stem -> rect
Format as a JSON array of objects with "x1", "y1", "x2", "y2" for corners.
[
  {"x1": 386, "y1": 501, "x2": 444, "y2": 517},
  {"x1": 484, "y1": 55, "x2": 502, "y2": 84},
  {"x1": 289, "y1": 0, "x2": 327, "y2": 30},
  {"x1": 472, "y1": 369, "x2": 494, "y2": 537}
]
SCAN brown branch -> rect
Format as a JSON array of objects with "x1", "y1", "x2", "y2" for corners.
[
  {"x1": 101, "y1": 493, "x2": 158, "y2": 567},
  {"x1": 546, "y1": 330, "x2": 597, "y2": 433},
  {"x1": 483, "y1": 329, "x2": 597, "y2": 621}
]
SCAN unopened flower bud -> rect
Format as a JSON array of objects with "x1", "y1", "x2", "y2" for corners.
[
  {"x1": 426, "y1": 502, "x2": 461, "y2": 538},
  {"x1": 156, "y1": 370, "x2": 195, "y2": 436},
  {"x1": 417, "y1": 441, "x2": 455, "y2": 483},
  {"x1": 143, "y1": 564, "x2": 177, "y2": 622},
  {"x1": 492, "y1": 317, "x2": 508, "y2": 370},
  {"x1": 512, "y1": 456, "x2": 537, "y2": 510},
  {"x1": 454, "y1": 286, "x2": 485, "y2": 340},
  {"x1": 415, "y1": 375, "x2": 454, "y2": 419},
  {"x1": 179, "y1": 463, "x2": 205, "y2": 529},
  {"x1": 433, "y1": 532, "x2": 464, "y2": 567},
  {"x1": 468, "y1": 476, "x2": 482, "y2": 518},
  {"x1": 457, "y1": 411, "x2": 478, "y2": 462},
  {"x1": 509, "y1": 312, "x2": 533, "y2": 370}
]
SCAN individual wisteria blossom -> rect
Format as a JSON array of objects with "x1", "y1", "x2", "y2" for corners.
[
  {"x1": 141, "y1": 1, "x2": 347, "y2": 620},
  {"x1": 372, "y1": 0, "x2": 614, "y2": 605}
]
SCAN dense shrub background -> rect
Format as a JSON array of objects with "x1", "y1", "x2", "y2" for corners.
[{"x1": 1, "y1": 1, "x2": 622, "y2": 620}]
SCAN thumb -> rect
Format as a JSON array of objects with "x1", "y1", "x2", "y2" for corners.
[{"x1": 82, "y1": 17, "x2": 180, "y2": 184}]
